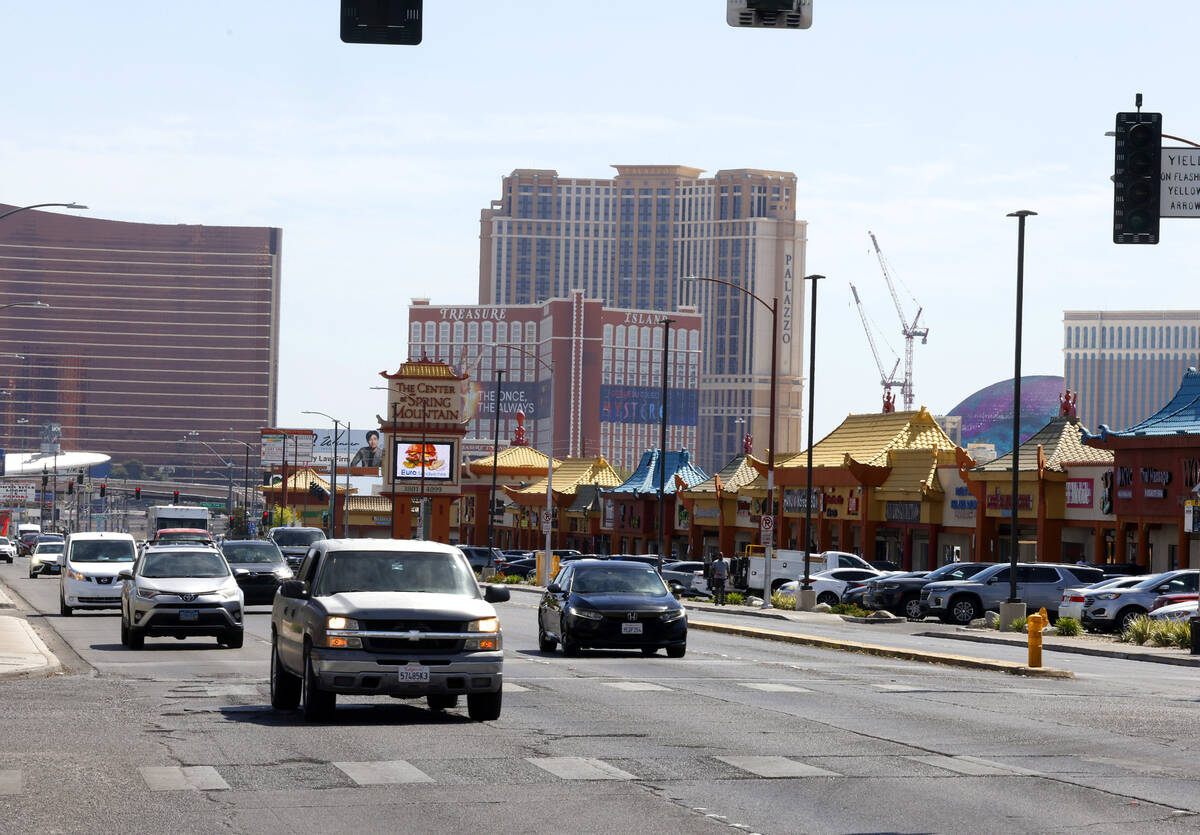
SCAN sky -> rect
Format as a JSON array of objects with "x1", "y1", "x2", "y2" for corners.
[{"x1": 3, "y1": 1, "x2": 1198, "y2": 447}]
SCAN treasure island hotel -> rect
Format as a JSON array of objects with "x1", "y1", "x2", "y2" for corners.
[
  {"x1": 0, "y1": 205, "x2": 279, "y2": 481},
  {"x1": 477, "y1": 165, "x2": 808, "y2": 474}
]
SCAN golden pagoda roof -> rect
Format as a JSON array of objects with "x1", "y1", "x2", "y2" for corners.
[
  {"x1": 381, "y1": 359, "x2": 466, "y2": 380},
  {"x1": 346, "y1": 494, "x2": 391, "y2": 512},
  {"x1": 874, "y1": 448, "x2": 946, "y2": 501},
  {"x1": 468, "y1": 445, "x2": 562, "y2": 478},
  {"x1": 776, "y1": 407, "x2": 957, "y2": 470},
  {"x1": 258, "y1": 467, "x2": 354, "y2": 496},
  {"x1": 974, "y1": 417, "x2": 1114, "y2": 476},
  {"x1": 505, "y1": 456, "x2": 624, "y2": 504},
  {"x1": 682, "y1": 454, "x2": 765, "y2": 497}
]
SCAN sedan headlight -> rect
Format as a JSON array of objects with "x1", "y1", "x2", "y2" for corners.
[
  {"x1": 662, "y1": 608, "x2": 686, "y2": 623},
  {"x1": 274, "y1": 567, "x2": 293, "y2": 579},
  {"x1": 468, "y1": 616, "x2": 500, "y2": 633},
  {"x1": 135, "y1": 585, "x2": 160, "y2": 600},
  {"x1": 217, "y1": 587, "x2": 242, "y2": 601},
  {"x1": 326, "y1": 616, "x2": 359, "y2": 631},
  {"x1": 879, "y1": 583, "x2": 901, "y2": 590},
  {"x1": 1096, "y1": 592, "x2": 1121, "y2": 600},
  {"x1": 567, "y1": 605, "x2": 602, "y2": 621}
]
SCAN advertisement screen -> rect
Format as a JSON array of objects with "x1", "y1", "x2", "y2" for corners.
[{"x1": 394, "y1": 441, "x2": 454, "y2": 480}]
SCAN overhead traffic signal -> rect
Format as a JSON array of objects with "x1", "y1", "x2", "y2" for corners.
[
  {"x1": 99, "y1": 483, "x2": 106, "y2": 498},
  {"x1": 172, "y1": 490, "x2": 180, "y2": 503},
  {"x1": 134, "y1": 487, "x2": 141, "y2": 500},
  {"x1": 67, "y1": 482, "x2": 73, "y2": 494},
  {"x1": 340, "y1": 0, "x2": 422, "y2": 45},
  {"x1": 1113, "y1": 110, "x2": 1163, "y2": 244},
  {"x1": 261, "y1": 510, "x2": 271, "y2": 527}
]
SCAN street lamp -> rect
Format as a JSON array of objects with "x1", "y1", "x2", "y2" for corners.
[
  {"x1": 686, "y1": 274, "x2": 778, "y2": 609},
  {"x1": 0, "y1": 203, "x2": 87, "y2": 223},
  {"x1": 801, "y1": 274, "x2": 824, "y2": 604},
  {"x1": 1002, "y1": 210, "x2": 1036, "y2": 626},
  {"x1": 656, "y1": 317, "x2": 675, "y2": 569},
  {"x1": 193, "y1": 438, "x2": 234, "y2": 517},
  {"x1": 219, "y1": 437, "x2": 255, "y2": 516},
  {"x1": 0, "y1": 302, "x2": 49, "y2": 314},
  {"x1": 302, "y1": 410, "x2": 346, "y2": 538}
]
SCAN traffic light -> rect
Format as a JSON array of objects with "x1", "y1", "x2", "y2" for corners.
[
  {"x1": 261, "y1": 510, "x2": 270, "y2": 527},
  {"x1": 341, "y1": 0, "x2": 422, "y2": 45},
  {"x1": 727, "y1": 0, "x2": 813, "y2": 29},
  {"x1": 134, "y1": 487, "x2": 141, "y2": 500},
  {"x1": 75, "y1": 473, "x2": 83, "y2": 484},
  {"x1": 99, "y1": 483, "x2": 106, "y2": 498},
  {"x1": 42, "y1": 474, "x2": 48, "y2": 488},
  {"x1": 1113, "y1": 109, "x2": 1163, "y2": 244},
  {"x1": 172, "y1": 490, "x2": 179, "y2": 503},
  {"x1": 67, "y1": 482, "x2": 73, "y2": 495}
]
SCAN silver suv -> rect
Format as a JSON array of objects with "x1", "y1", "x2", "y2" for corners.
[
  {"x1": 922, "y1": 562, "x2": 1104, "y2": 625},
  {"x1": 119, "y1": 545, "x2": 245, "y2": 649},
  {"x1": 1081, "y1": 569, "x2": 1199, "y2": 632}
]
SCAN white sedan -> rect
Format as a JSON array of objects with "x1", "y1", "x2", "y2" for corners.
[
  {"x1": 1058, "y1": 576, "x2": 1147, "y2": 621},
  {"x1": 778, "y1": 568, "x2": 888, "y2": 606},
  {"x1": 1150, "y1": 600, "x2": 1198, "y2": 621}
]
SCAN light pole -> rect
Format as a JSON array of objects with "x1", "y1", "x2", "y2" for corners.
[
  {"x1": 0, "y1": 202, "x2": 87, "y2": 223},
  {"x1": 0, "y1": 302, "x2": 50, "y2": 314},
  {"x1": 193, "y1": 438, "x2": 234, "y2": 517},
  {"x1": 1001, "y1": 210, "x2": 1036, "y2": 628},
  {"x1": 219, "y1": 437, "x2": 254, "y2": 516},
  {"x1": 801, "y1": 275, "x2": 824, "y2": 608},
  {"x1": 656, "y1": 317, "x2": 675, "y2": 569},
  {"x1": 686, "y1": 275, "x2": 778, "y2": 609},
  {"x1": 302, "y1": 410, "x2": 346, "y2": 538}
]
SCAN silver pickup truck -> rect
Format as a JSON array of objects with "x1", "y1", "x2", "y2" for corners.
[{"x1": 270, "y1": 538, "x2": 509, "y2": 721}]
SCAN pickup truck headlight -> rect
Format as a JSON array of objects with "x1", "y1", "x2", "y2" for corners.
[
  {"x1": 325, "y1": 616, "x2": 361, "y2": 649},
  {"x1": 274, "y1": 567, "x2": 293, "y2": 579},
  {"x1": 468, "y1": 617, "x2": 500, "y2": 633},
  {"x1": 326, "y1": 616, "x2": 359, "y2": 631}
]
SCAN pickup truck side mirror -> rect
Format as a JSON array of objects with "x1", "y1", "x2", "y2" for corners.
[
  {"x1": 483, "y1": 585, "x2": 510, "y2": 603},
  {"x1": 279, "y1": 579, "x2": 308, "y2": 599}
]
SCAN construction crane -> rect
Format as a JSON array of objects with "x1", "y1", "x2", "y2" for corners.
[
  {"x1": 869, "y1": 231, "x2": 929, "y2": 411},
  {"x1": 849, "y1": 283, "x2": 902, "y2": 412}
]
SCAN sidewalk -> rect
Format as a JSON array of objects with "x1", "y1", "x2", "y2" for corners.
[{"x1": 0, "y1": 583, "x2": 62, "y2": 679}]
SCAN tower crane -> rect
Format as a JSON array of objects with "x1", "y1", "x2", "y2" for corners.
[
  {"x1": 869, "y1": 231, "x2": 929, "y2": 411},
  {"x1": 849, "y1": 283, "x2": 902, "y2": 412}
]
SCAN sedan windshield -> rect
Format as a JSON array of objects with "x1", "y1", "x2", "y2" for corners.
[
  {"x1": 221, "y1": 543, "x2": 283, "y2": 564},
  {"x1": 926, "y1": 562, "x2": 989, "y2": 582},
  {"x1": 314, "y1": 551, "x2": 479, "y2": 597},
  {"x1": 70, "y1": 540, "x2": 135, "y2": 562},
  {"x1": 140, "y1": 551, "x2": 230, "y2": 579},
  {"x1": 272, "y1": 530, "x2": 324, "y2": 547},
  {"x1": 572, "y1": 565, "x2": 668, "y2": 595}
]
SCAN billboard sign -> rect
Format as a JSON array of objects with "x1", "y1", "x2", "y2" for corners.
[
  {"x1": 260, "y1": 431, "x2": 315, "y2": 467},
  {"x1": 473, "y1": 380, "x2": 552, "y2": 420},
  {"x1": 598, "y1": 385, "x2": 699, "y2": 426},
  {"x1": 310, "y1": 428, "x2": 378, "y2": 470},
  {"x1": 394, "y1": 440, "x2": 454, "y2": 480}
]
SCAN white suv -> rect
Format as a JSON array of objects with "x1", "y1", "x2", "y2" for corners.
[{"x1": 59, "y1": 532, "x2": 138, "y2": 616}]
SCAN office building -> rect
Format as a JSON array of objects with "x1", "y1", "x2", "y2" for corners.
[
  {"x1": 478, "y1": 165, "x2": 807, "y2": 472},
  {"x1": 408, "y1": 292, "x2": 702, "y2": 474},
  {"x1": 0, "y1": 204, "x2": 280, "y2": 480},
  {"x1": 1063, "y1": 310, "x2": 1200, "y2": 431}
]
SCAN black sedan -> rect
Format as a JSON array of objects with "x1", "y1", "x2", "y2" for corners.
[
  {"x1": 219, "y1": 539, "x2": 293, "y2": 605},
  {"x1": 537, "y1": 559, "x2": 687, "y2": 657},
  {"x1": 863, "y1": 561, "x2": 994, "y2": 619}
]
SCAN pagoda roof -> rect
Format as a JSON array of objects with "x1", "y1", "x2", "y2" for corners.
[
  {"x1": 345, "y1": 494, "x2": 390, "y2": 512},
  {"x1": 468, "y1": 445, "x2": 562, "y2": 478},
  {"x1": 566, "y1": 484, "x2": 604, "y2": 513},
  {"x1": 1084, "y1": 368, "x2": 1200, "y2": 443},
  {"x1": 979, "y1": 417, "x2": 1113, "y2": 475},
  {"x1": 606, "y1": 449, "x2": 708, "y2": 498},
  {"x1": 774, "y1": 408, "x2": 958, "y2": 471},
  {"x1": 504, "y1": 456, "x2": 624, "y2": 506},
  {"x1": 259, "y1": 467, "x2": 353, "y2": 497},
  {"x1": 874, "y1": 448, "x2": 947, "y2": 500},
  {"x1": 681, "y1": 454, "x2": 765, "y2": 497},
  {"x1": 380, "y1": 359, "x2": 467, "y2": 381}
]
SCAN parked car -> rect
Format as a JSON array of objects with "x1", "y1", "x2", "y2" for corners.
[
  {"x1": 660, "y1": 561, "x2": 708, "y2": 595},
  {"x1": 59, "y1": 532, "x2": 139, "y2": 616},
  {"x1": 119, "y1": 545, "x2": 245, "y2": 649},
  {"x1": 1149, "y1": 600, "x2": 1198, "y2": 621},
  {"x1": 458, "y1": 545, "x2": 503, "y2": 571},
  {"x1": 778, "y1": 568, "x2": 888, "y2": 606},
  {"x1": 870, "y1": 559, "x2": 901, "y2": 572},
  {"x1": 1082, "y1": 562, "x2": 1145, "y2": 578},
  {"x1": 269, "y1": 538, "x2": 508, "y2": 721},
  {"x1": 864, "y1": 562, "x2": 995, "y2": 619},
  {"x1": 494, "y1": 557, "x2": 536, "y2": 579},
  {"x1": 538, "y1": 558, "x2": 687, "y2": 657},
  {"x1": 612, "y1": 554, "x2": 664, "y2": 567},
  {"x1": 267, "y1": 526, "x2": 327, "y2": 569},
  {"x1": 28, "y1": 540, "x2": 65, "y2": 578},
  {"x1": 1081, "y1": 569, "x2": 1199, "y2": 632},
  {"x1": 1058, "y1": 575, "x2": 1148, "y2": 621},
  {"x1": 220, "y1": 539, "x2": 292, "y2": 605},
  {"x1": 1151, "y1": 592, "x2": 1198, "y2": 611},
  {"x1": 922, "y1": 563, "x2": 1105, "y2": 625}
]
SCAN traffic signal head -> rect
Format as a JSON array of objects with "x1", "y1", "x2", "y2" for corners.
[
  {"x1": 99, "y1": 483, "x2": 106, "y2": 498},
  {"x1": 134, "y1": 487, "x2": 141, "y2": 500},
  {"x1": 1113, "y1": 110, "x2": 1163, "y2": 244},
  {"x1": 261, "y1": 510, "x2": 270, "y2": 526},
  {"x1": 172, "y1": 490, "x2": 179, "y2": 503},
  {"x1": 67, "y1": 482, "x2": 74, "y2": 494}
]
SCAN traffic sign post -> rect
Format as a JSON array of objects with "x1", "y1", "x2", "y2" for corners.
[
  {"x1": 541, "y1": 509, "x2": 552, "y2": 534},
  {"x1": 760, "y1": 514, "x2": 774, "y2": 547}
]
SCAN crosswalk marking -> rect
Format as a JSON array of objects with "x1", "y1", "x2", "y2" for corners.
[
  {"x1": 334, "y1": 760, "x2": 434, "y2": 785},
  {"x1": 139, "y1": 766, "x2": 229, "y2": 791},
  {"x1": 905, "y1": 755, "x2": 1039, "y2": 777},
  {"x1": 526, "y1": 757, "x2": 639, "y2": 781},
  {"x1": 605, "y1": 681, "x2": 671, "y2": 691},
  {"x1": 738, "y1": 682, "x2": 812, "y2": 693},
  {"x1": 0, "y1": 770, "x2": 21, "y2": 795},
  {"x1": 717, "y1": 756, "x2": 840, "y2": 778}
]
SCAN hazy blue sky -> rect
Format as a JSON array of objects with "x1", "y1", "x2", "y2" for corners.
[{"x1": 4, "y1": 2, "x2": 1196, "y2": 444}]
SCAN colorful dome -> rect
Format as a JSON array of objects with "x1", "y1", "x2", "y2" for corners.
[{"x1": 948, "y1": 375, "x2": 1065, "y2": 457}]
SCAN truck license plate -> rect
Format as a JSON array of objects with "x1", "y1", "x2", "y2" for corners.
[
  {"x1": 398, "y1": 664, "x2": 430, "y2": 683},
  {"x1": 621, "y1": 622, "x2": 643, "y2": 634},
  {"x1": 179, "y1": 609, "x2": 199, "y2": 621}
]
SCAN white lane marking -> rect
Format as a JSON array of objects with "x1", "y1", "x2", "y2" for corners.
[
  {"x1": 717, "y1": 756, "x2": 840, "y2": 778},
  {"x1": 905, "y1": 755, "x2": 1038, "y2": 776},
  {"x1": 0, "y1": 771, "x2": 21, "y2": 795},
  {"x1": 872, "y1": 684, "x2": 921, "y2": 692},
  {"x1": 139, "y1": 766, "x2": 230, "y2": 791},
  {"x1": 503, "y1": 682, "x2": 531, "y2": 692},
  {"x1": 526, "y1": 757, "x2": 639, "y2": 781},
  {"x1": 739, "y1": 682, "x2": 812, "y2": 693},
  {"x1": 333, "y1": 760, "x2": 435, "y2": 785},
  {"x1": 955, "y1": 755, "x2": 1042, "y2": 776},
  {"x1": 605, "y1": 681, "x2": 671, "y2": 691}
]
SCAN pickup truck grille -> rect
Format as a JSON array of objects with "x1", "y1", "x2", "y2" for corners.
[
  {"x1": 358, "y1": 619, "x2": 468, "y2": 652},
  {"x1": 361, "y1": 619, "x2": 468, "y2": 632}
]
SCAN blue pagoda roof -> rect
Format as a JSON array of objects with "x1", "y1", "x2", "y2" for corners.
[
  {"x1": 1084, "y1": 367, "x2": 1200, "y2": 441},
  {"x1": 605, "y1": 449, "x2": 708, "y2": 497}
]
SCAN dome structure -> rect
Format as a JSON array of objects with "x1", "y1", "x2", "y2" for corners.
[{"x1": 947, "y1": 375, "x2": 1065, "y2": 457}]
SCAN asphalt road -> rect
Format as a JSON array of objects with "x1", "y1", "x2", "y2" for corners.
[{"x1": 3, "y1": 560, "x2": 1200, "y2": 834}]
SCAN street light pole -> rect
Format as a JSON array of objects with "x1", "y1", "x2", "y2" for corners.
[
  {"x1": 1005, "y1": 210, "x2": 1036, "y2": 610},
  {"x1": 801, "y1": 275, "x2": 824, "y2": 600},
  {"x1": 220, "y1": 438, "x2": 254, "y2": 515},
  {"x1": 302, "y1": 410, "x2": 345, "y2": 538},
  {"x1": 0, "y1": 202, "x2": 87, "y2": 223},
  {"x1": 194, "y1": 439, "x2": 234, "y2": 517},
  {"x1": 657, "y1": 318, "x2": 675, "y2": 569}
]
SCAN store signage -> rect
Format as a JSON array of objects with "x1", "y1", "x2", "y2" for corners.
[
  {"x1": 985, "y1": 493, "x2": 1033, "y2": 512},
  {"x1": 694, "y1": 506, "x2": 720, "y2": 520},
  {"x1": 782, "y1": 488, "x2": 821, "y2": 514},
  {"x1": 1144, "y1": 488, "x2": 1166, "y2": 499},
  {"x1": 1065, "y1": 478, "x2": 1094, "y2": 508},
  {"x1": 391, "y1": 380, "x2": 463, "y2": 424},
  {"x1": 885, "y1": 501, "x2": 921, "y2": 523},
  {"x1": 1141, "y1": 468, "x2": 1172, "y2": 486}
]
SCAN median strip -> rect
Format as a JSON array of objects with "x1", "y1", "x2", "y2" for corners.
[{"x1": 688, "y1": 619, "x2": 1073, "y2": 678}]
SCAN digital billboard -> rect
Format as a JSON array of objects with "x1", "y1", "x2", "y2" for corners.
[
  {"x1": 394, "y1": 441, "x2": 454, "y2": 480},
  {"x1": 598, "y1": 385, "x2": 699, "y2": 426}
]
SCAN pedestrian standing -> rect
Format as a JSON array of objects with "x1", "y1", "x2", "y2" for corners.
[{"x1": 710, "y1": 554, "x2": 728, "y2": 606}]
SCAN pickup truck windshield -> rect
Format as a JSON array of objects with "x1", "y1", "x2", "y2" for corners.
[{"x1": 314, "y1": 551, "x2": 478, "y2": 597}]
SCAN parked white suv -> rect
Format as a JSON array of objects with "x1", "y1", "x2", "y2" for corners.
[{"x1": 59, "y1": 532, "x2": 138, "y2": 616}]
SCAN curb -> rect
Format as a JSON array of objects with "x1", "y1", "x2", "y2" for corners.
[
  {"x1": 688, "y1": 619, "x2": 1074, "y2": 678},
  {"x1": 0, "y1": 615, "x2": 62, "y2": 680},
  {"x1": 920, "y1": 630, "x2": 1200, "y2": 668}
]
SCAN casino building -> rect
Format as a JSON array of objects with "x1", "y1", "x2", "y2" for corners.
[{"x1": 407, "y1": 291, "x2": 702, "y2": 474}]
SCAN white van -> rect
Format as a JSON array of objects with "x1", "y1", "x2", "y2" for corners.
[{"x1": 59, "y1": 532, "x2": 138, "y2": 616}]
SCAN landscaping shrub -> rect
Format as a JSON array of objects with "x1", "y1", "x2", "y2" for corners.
[
  {"x1": 1009, "y1": 616, "x2": 1028, "y2": 633},
  {"x1": 725, "y1": 591, "x2": 745, "y2": 606},
  {"x1": 829, "y1": 602, "x2": 871, "y2": 618},
  {"x1": 771, "y1": 592, "x2": 797, "y2": 610},
  {"x1": 1054, "y1": 617, "x2": 1082, "y2": 637},
  {"x1": 1120, "y1": 615, "x2": 1154, "y2": 645}
]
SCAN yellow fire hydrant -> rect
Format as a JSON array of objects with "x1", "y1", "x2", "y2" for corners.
[{"x1": 1027, "y1": 607, "x2": 1048, "y2": 668}]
